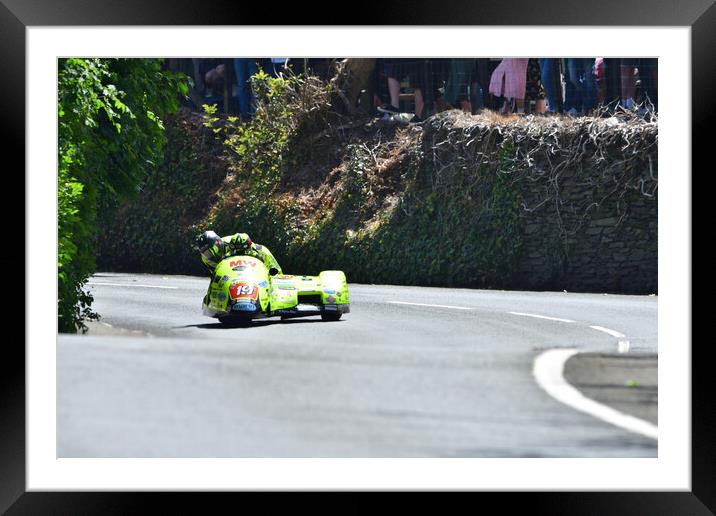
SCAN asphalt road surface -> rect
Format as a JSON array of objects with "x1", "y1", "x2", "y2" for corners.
[{"x1": 57, "y1": 272, "x2": 658, "y2": 457}]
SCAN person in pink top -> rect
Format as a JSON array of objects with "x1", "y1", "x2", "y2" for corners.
[{"x1": 489, "y1": 58, "x2": 529, "y2": 114}]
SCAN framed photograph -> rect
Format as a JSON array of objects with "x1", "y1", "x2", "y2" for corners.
[{"x1": 6, "y1": 0, "x2": 710, "y2": 512}]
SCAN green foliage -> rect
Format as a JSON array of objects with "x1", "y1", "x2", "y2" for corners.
[
  {"x1": 202, "y1": 71, "x2": 329, "y2": 253},
  {"x1": 58, "y1": 58, "x2": 188, "y2": 332},
  {"x1": 97, "y1": 72, "x2": 526, "y2": 290},
  {"x1": 286, "y1": 140, "x2": 523, "y2": 287},
  {"x1": 223, "y1": 71, "x2": 307, "y2": 186},
  {"x1": 96, "y1": 115, "x2": 226, "y2": 274},
  {"x1": 97, "y1": 81, "x2": 657, "y2": 294},
  {"x1": 58, "y1": 160, "x2": 98, "y2": 331}
]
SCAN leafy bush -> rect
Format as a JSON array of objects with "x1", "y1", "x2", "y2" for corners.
[
  {"x1": 202, "y1": 70, "x2": 331, "y2": 256},
  {"x1": 96, "y1": 111, "x2": 227, "y2": 274},
  {"x1": 96, "y1": 72, "x2": 657, "y2": 294},
  {"x1": 96, "y1": 73, "x2": 527, "y2": 287},
  {"x1": 58, "y1": 58, "x2": 188, "y2": 332}
]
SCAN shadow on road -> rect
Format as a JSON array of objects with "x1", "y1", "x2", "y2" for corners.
[{"x1": 173, "y1": 318, "x2": 334, "y2": 330}]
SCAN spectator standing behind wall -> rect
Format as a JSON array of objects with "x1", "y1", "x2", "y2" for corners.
[
  {"x1": 204, "y1": 62, "x2": 226, "y2": 94},
  {"x1": 489, "y1": 58, "x2": 529, "y2": 114},
  {"x1": 594, "y1": 58, "x2": 607, "y2": 105},
  {"x1": 564, "y1": 58, "x2": 598, "y2": 115},
  {"x1": 620, "y1": 58, "x2": 658, "y2": 112},
  {"x1": 524, "y1": 59, "x2": 547, "y2": 114},
  {"x1": 538, "y1": 58, "x2": 563, "y2": 113},
  {"x1": 233, "y1": 58, "x2": 259, "y2": 120},
  {"x1": 637, "y1": 58, "x2": 658, "y2": 111},
  {"x1": 441, "y1": 59, "x2": 490, "y2": 114},
  {"x1": 443, "y1": 58, "x2": 477, "y2": 113},
  {"x1": 377, "y1": 58, "x2": 427, "y2": 122}
]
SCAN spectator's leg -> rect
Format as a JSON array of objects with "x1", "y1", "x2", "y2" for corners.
[
  {"x1": 526, "y1": 59, "x2": 547, "y2": 114},
  {"x1": 422, "y1": 59, "x2": 435, "y2": 117},
  {"x1": 597, "y1": 78, "x2": 606, "y2": 106},
  {"x1": 581, "y1": 58, "x2": 598, "y2": 113},
  {"x1": 596, "y1": 60, "x2": 607, "y2": 105},
  {"x1": 566, "y1": 58, "x2": 584, "y2": 113},
  {"x1": 387, "y1": 77, "x2": 401, "y2": 110},
  {"x1": 563, "y1": 59, "x2": 576, "y2": 112},
  {"x1": 246, "y1": 60, "x2": 258, "y2": 116},
  {"x1": 192, "y1": 58, "x2": 205, "y2": 96},
  {"x1": 650, "y1": 60, "x2": 658, "y2": 111},
  {"x1": 443, "y1": 59, "x2": 469, "y2": 110},
  {"x1": 470, "y1": 81, "x2": 484, "y2": 112},
  {"x1": 539, "y1": 58, "x2": 560, "y2": 113},
  {"x1": 604, "y1": 58, "x2": 621, "y2": 108},
  {"x1": 500, "y1": 98, "x2": 510, "y2": 114},
  {"x1": 639, "y1": 58, "x2": 658, "y2": 110},
  {"x1": 414, "y1": 88, "x2": 425, "y2": 118},
  {"x1": 474, "y1": 59, "x2": 493, "y2": 109},
  {"x1": 620, "y1": 59, "x2": 637, "y2": 108},
  {"x1": 234, "y1": 59, "x2": 249, "y2": 119}
]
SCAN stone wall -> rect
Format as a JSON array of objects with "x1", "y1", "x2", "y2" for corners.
[
  {"x1": 422, "y1": 111, "x2": 658, "y2": 294},
  {"x1": 98, "y1": 109, "x2": 658, "y2": 295},
  {"x1": 513, "y1": 167, "x2": 657, "y2": 293}
]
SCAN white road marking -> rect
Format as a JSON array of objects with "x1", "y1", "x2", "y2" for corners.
[
  {"x1": 507, "y1": 311, "x2": 576, "y2": 323},
  {"x1": 590, "y1": 325, "x2": 630, "y2": 354},
  {"x1": 388, "y1": 301, "x2": 473, "y2": 310},
  {"x1": 533, "y1": 348, "x2": 657, "y2": 440},
  {"x1": 617, "y1": 341, "x2": 631, "y2": 354},
  {"x1": 589, "y1": 325, "x2": 626, "y2": 338},
  {"x1": 89, "y1": 282, "x2": 179, "y2": 289}
]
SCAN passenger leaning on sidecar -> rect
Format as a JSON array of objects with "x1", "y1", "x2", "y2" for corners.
[{"x1": 196, "y1": 230, "x2": 283, "y2": 275}]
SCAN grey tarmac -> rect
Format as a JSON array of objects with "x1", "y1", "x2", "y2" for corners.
[{"x1": 57, "y1": 272, "x2": 658, "y2": 457}]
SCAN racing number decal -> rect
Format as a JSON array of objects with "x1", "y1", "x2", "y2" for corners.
[{"x1": 229, "y1": 282, "x2": 259, "y2": 301}]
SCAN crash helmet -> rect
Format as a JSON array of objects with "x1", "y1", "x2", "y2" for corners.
[
  {"x1": 196, "y1": 230, "x2": 225, "y2": 263},
  {"x1": 231, "y1": 233, "x2": 253, "y2": 253}
]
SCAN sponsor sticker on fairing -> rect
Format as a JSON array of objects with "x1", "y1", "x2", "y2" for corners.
[
  {"x1": 233, "y1": 302, "x2": 257, "y2": 311},
  {"x1": 229, "y1": 282, "x2": 259, "y2": 301},
  {"x1": 229, "y1": 259, "x2": 258, "y2": 268}
]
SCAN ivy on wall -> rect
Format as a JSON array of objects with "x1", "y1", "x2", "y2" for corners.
[{"x1": 97, "y1": 73, "x2": 658, "y2": 294}]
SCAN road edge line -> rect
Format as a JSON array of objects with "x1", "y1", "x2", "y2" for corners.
[
  {"x1": 89, "y1": 282, "x2": 179, "y2": 289},
  {"x1": 388, "y1": 301, "x2": 473, "y2": 310},
  {"x1": 507, "y1": 311, "x2": 576, "y2": 323},
  {"x1": 533, "y1": 348, "x2": 658, "y2": 440}
]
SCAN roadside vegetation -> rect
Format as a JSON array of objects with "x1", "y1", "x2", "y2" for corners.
[
  {"x1": 58, "y1": 58, "x2": 189, "y2": 332},
  {"x1": 96, "y1": 69, "x2": 657, "y2": 296}
]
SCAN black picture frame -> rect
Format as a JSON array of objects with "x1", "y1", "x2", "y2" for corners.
[{"x1": 5, "y1": 0, "x2": 711, "y2": 513}]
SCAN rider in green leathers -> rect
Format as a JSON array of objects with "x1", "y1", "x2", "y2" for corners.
[{"x1": 196, "y1": 230, "x2": 283, "y2": 275}]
